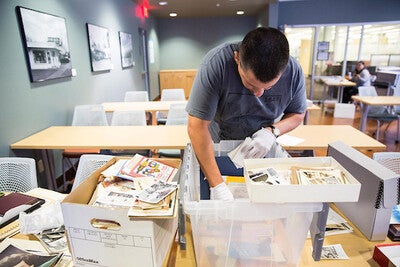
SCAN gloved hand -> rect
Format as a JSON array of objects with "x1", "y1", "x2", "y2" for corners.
[
  {"x1": 210, "y1": 182, "x2": 234, "y2": 200},
  {"x1": 240, "y1": 128, "x2": 276, "y2": 158}
]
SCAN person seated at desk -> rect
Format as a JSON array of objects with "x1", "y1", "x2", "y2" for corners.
[{"x1": 342, "y1": 61, "x2": 371, "y2": 103}]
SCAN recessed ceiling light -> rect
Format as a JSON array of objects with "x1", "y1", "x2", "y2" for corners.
[
  {"x1": 169, "y1": 12, "x2": 177, "y2": 17},
  {"x1": 216, "y1": 3, "x2": 220, "y2": 7},
  {"x1": 236, "y1": 10, "x2": 244, "y2": 15},
  {"x1": 159, "y1": 1, "x2": 168, "y2": 5}
]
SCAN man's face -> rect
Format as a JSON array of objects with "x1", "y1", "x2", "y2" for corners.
[{"x1": 234, "y1": 51, "x2": 281, "y2": 97}]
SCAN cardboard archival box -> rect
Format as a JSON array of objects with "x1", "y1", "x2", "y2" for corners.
[
  {"x1": 61, "y1": 157, "x2": 181, "y2": 267},
  {"x1": 327, "y1": 141, "x2": 400, "y2": 241},
  {"x1": 243, "y1": 156, "x2": 361, "y2": 203}
]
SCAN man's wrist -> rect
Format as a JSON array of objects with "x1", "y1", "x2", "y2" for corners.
[{"x1": 264, "y1": 125, "x2": 280, "y2": 137}]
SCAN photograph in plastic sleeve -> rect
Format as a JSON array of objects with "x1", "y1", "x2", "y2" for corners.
[
  {"x1": 295, "y1": 167, "x2": 348, "y2": 185},
  {"x1": 136, "y1": 180, "x2": 177, "y2": 204},
  {"x1": 35, "y1": 226, "x2": 68, "y2": 254}
]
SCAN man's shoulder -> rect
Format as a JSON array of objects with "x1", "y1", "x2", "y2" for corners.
[{"x1": 204, "y1": 42, "x2": 239, "y2": 60}]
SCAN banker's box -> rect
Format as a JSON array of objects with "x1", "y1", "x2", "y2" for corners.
[
  {"x1": 182, "y1": 141, "x2": 325, "y2": 267},
  {"x1": 61, "y1": 157, "x2": 181, "y2": 267}
]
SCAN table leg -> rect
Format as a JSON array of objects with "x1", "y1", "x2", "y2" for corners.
[
  {"x1": 337, "y1": 86, "x2": 344, "y2": 103},
  {"x1": 41, "y1": 149, "x2": 56, "y2": 191},
  {"x1": 359, "y1": 105, "x2": 370, "y2": 132}
]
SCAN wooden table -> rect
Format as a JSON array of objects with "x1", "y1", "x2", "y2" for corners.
[
  {"x1": 319, "y1": 76, "x2": 356, "y2": 103},
  {"x1": 351, "y1": 95, "x2": 400, "y2": 142},
  {"x1": 281, "y1": 125, "x2": 386, "y2": 151},
  {"x1": 10, "y1": 125, "x2": 190, "y2": 190},
  {"x1": 102, "y1": 100, "x2": 188, "y2": 125}
]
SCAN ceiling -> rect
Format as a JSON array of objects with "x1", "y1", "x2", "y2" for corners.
[{"x1": 133, "y1": 0, "x2": 277, "y2": 18}]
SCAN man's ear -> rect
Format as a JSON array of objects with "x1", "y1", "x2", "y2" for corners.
[{"x1": 234, "y1": 51, "x2": 239, "y2": 65}]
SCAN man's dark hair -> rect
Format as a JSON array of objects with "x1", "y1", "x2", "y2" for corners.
[{"x1": 239, "y1": 27, "x2": 289, "y2": 83}]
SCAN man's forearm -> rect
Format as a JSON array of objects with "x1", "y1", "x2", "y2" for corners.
[{"x1": 187, "y1": 116, "x2": 224, "y2": 187}]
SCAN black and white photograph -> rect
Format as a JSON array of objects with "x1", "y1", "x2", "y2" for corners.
[
  {"x1": 87, "y1": 23, "x2": 112, "y2": 72},
  {"x1": 119, "y1": 31, "x2": 134, "y2": 68},
  {"x1": 16, "y1": 6, "x2": 72, "y2": 82}
]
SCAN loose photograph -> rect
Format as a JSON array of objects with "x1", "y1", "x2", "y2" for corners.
[{"x1": 17, "y1": 6, "x2": 73, "y2": 82}]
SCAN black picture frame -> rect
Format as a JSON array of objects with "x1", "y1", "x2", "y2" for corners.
[
  {"x1": 119, "y1": 31, "x2": 134, "y2": 68},
  {"x1": 86, "y1": 23, "x2": 112, "y2": 72},
  {"x1": 16, "y1": 6, "x2": 73, "y2": 83}
]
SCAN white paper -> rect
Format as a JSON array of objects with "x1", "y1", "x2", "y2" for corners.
[
  {"x1": 227, "y1": 137, "x2": 252, "y2": 168},
  {"x1": 276, "y1": 134, "x2": 305, "y2": 146}
]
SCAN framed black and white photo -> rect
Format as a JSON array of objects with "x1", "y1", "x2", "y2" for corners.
[
  {"x1": 16, "y1": 6, "x2": 73, "y2": 82},
  {"x1": 86, "y1": 23, "x2": 112, "y2": 72},
  {"x1": 119, "y1": 31, "x2": 134, "y2": 68}
]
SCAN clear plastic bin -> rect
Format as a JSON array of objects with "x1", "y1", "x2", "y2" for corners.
[{"x1": 180, "y1": 141, "x2": 323, "y2": 266}]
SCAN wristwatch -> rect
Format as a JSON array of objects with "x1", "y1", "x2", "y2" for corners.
[{"x1": 266, "y1": 125, "x2": 280, "y2": 138}]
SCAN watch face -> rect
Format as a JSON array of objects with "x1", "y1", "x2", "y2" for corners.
[{"x1": 273, "y1": 127, "x2": 280, "y2": 136}]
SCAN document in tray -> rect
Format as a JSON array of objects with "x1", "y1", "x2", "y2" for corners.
[
  {"x1": 128, "y1": 190, "x2": 178, "y2": 218},
  {"x1": 118, "y1": 154, "x2": 177, "y2": 182},
  {"x1": 135, "y1": 180, "x2": 178, "y2": 204},
  {"x1": 0, "y1": 193, "x2": 45, "y2": 228}
]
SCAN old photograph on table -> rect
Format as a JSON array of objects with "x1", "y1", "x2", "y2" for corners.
[
  {"x1": 87, "y1": 23, "x2": 112, "y2": 72},
  {"x1": 119, "y1": 31, "x2": 134, "y2": 68},
  {"x1": 16, "y1": 6, "x2": 72, "y2": 82}
]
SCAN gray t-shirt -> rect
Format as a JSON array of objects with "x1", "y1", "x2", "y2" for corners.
[{"x1": 186, "y1": 42, "x2": 307, "y2": 141}]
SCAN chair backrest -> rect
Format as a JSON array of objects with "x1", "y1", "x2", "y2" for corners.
[
  {"x1": 357, "y1": 86, "x2": 386, "y2": 114},
  {"x1": 373, "y1": 152, "x2": 400, "y2": 175},
  {"x1": 111, "y1": 110, "x2": 147, "y2": 126},
  {"x1": 72, "y1": 154, "x2": 114, "y2": 191},
  {"x1": 166, "y1": 103, "x2": 188, "y2": 125},
  {"x1": 72, "y1": 104, "x2": 108, "y2": 126},
  {"x1": 333, "y1": 103, "x2": 355, "y2": 119},
  {"x1": 124, "y1": 91, "x2": 149, "y2": 102},
  {"x1": 160, "y1": 89, "x2": 186, "y2": 101},
  {"x1": 0, "y1": 157, "x2": 37, "y2": 192}
]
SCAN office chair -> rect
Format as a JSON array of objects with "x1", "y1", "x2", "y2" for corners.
[
  {"x1": 71, "y1": 154, "x2": 113, "y2": 191},
  {"x1": 123, "y1": 91, "x2": 152, "y2": 124},
  {"x1": 0, "y1": 157, "x2": 37, "y2": 192},
  {"x1": 107, "y1": 110, "x2": 151, "y2": 157},
  {"x1": 373, "y1": 152, "x2": 400, "y2": 175},
  {"x1": 62, "y1": 104, "x2": 109, "y2": 192},
  {"x1": 124, "y1": 91, "x2": 149, "y2": 102},
  {"x1": 156, "y1": 88, "x2": 186, "y2": 125},
  {"x1": 358, "y1": 86, "x2": 398, "y2": 140},
  {"x1": 333, "y1": 103, "x2": 356, "y2": 119},
  {"x1": 158, "y1": 103, "x2": 188, "y2": 158}
]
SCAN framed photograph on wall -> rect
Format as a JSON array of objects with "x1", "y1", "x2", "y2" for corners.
[
  {"x1": 16, "y1": 6, "x2": 73, "y2": 82},
  {"x1": 86, "y1": 23, "x2": 112, "y2": 72},
  {"x1": 119, "y1": 31, "x2": 134, "y2": 68}
]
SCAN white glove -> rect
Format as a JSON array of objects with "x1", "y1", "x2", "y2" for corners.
[
  {"x1": 210, "y1": 182, "x2": 234, "y2": 200},
  {"x1": 240, "y1": 128, "x2": 276, "y2": 158}
]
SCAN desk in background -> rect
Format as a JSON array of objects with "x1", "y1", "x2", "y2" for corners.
[
  {"x1": 102, "y1": 100, "x2": 187, "y2": 125},
  {"x1": 10, "y1": 125, "x2": 385, "y2": 190},
  {"x1": 281, "y1": 125, "x2": 386, "y2": 152},
  {"x1": 351, "y1": 95, "x2": 400, "y2": 141},
  {"x1": 319, "y1": 76, "x2": 356, "y2": 103},
  {"x1": 10, "y1": 125, "x2": 190, "y2": 190}
]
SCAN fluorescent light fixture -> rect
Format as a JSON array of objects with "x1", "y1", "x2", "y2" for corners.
[
  {"x1": 159, "y1": 1, "x2": 168, "y2": 5},
  {"x1": 169, "y1": 12, "x2": 177, "y2": 17},
  {"x1": 236, "y1": 10, "x2": 244, "y2": 15}
]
